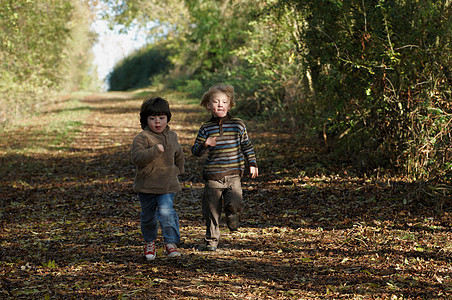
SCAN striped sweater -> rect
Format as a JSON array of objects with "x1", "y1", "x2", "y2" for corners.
[{"x1": 191, "y1": 114, "x2": 258, "y2": 180}]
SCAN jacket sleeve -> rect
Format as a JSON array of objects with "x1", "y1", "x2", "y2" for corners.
[
  {"x1": 191, "y1": 126, "x2": 208, "y2": 157},
  {"x1": 131, "y1": 134, "x2": 163, "y2": 166},
  {"x1": 174, "y1": 135, "x2": 185, "y2": 175},
  {"x1": 240, "y1": 125, "x2": 258, "y2": 168}
]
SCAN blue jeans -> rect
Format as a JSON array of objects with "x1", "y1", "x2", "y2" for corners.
[{"x1": 138, "y1": 193, "x2": 180, "y2": 244}]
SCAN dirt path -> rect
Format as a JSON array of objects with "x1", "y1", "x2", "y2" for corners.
[{"x1": 1, "y1": 90, "x2": 451, "y2": 299}]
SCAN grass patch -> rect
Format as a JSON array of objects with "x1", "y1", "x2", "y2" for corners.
[{"x1": 0, "y1": 97, "x2": 90, "y2": 154}]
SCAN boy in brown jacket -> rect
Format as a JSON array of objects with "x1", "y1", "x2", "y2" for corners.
[{"x1": 131, "y1": 97, "x2": 185, "y2": 260}]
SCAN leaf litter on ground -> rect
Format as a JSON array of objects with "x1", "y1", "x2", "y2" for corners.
[{"x1": 0, "y1": 89, "x2": 451, "y2": 299}]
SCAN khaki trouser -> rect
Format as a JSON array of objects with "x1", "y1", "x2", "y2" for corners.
[{"x1": 202, "y1": 175, "x2": 243, "y2": 247}]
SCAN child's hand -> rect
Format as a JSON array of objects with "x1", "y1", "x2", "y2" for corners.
[
  {"x1": 157, "y1": 144, "x2": 164, "y2": 152},
  {"x1": 205, "y1": 137, "x2": 217, "y2": 147},
  {"x1": 250, "y1": 166, "x2": 259, "y2": 178}
]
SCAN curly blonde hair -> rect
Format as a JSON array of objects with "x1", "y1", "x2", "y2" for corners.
[{"x1": 200, "y1": 83, "x2": 235, "y2": 109}]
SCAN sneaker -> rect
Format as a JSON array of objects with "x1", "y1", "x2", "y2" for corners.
[
  {"x1": 165, "y1": 243, "x2": 181, "y2": 258},
  {"x1": 226, "y1": 214, "x2": 239, "y2": 232},
  {"x1": 144, "y1": 241, "x2": 156, "y2": 260}
]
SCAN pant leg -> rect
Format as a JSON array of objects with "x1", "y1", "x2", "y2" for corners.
[
  {"x1": 223, "y1": 175, "x2": 244, "y2": 217},
  {"x1": 138, "y1": 193, "x2": 159, "y2": 243},
  {"x1": 156, "y1": 193, "x2": 180, "y2": 244},
  {"x1": 202, "y1": 181, "x2": 223, "y2": 247}
]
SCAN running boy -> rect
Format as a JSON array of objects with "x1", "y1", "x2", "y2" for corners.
[
  {"x1": 191, "y1": 83, "x2": 258, "y2": 251},
  {"x1": 131, "y1": 97, "x2": 185, "y2": 260}
]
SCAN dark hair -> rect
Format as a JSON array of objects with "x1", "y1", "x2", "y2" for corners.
[
  {"x1": 139, "y1": 97, "x2": 172, "y2": 129},
  {"x1": 200, "y1": 83, "x2": 235, "y2": 109}
]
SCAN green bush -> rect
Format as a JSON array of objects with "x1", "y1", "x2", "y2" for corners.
[{"x1": 108, "y1": 44, "x2": 173, "y2": 91}]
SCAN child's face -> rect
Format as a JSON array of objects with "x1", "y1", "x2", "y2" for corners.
[
  {"x1": 147, "y1": 115, "x2": 168, "y2": 134},
  {"x1": 207, "y1": 92, "x2": 230, "y2": 118}
]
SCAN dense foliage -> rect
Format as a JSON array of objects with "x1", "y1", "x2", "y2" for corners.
[
  {"x1": 108, "y1": 43, "x2": 173, "y2": 91},
  {"x1": 257, "y1": 0, "x2": 451, "y2": 180},
  {"x1": 0, "y1": 0, "x2": 98, "y2": 126},
  {"x1": 105, "y1": 0, "x2": 450, "y2": 180}
]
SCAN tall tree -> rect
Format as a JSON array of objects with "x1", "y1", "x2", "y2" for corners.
[{"x1": 0, "y1": 0, "x2": 98, "y2": 125}]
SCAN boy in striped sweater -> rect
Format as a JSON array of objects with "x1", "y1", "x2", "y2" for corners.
[{"x1": 191, "y1": 84, "x2": 259, "y2": 251}]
